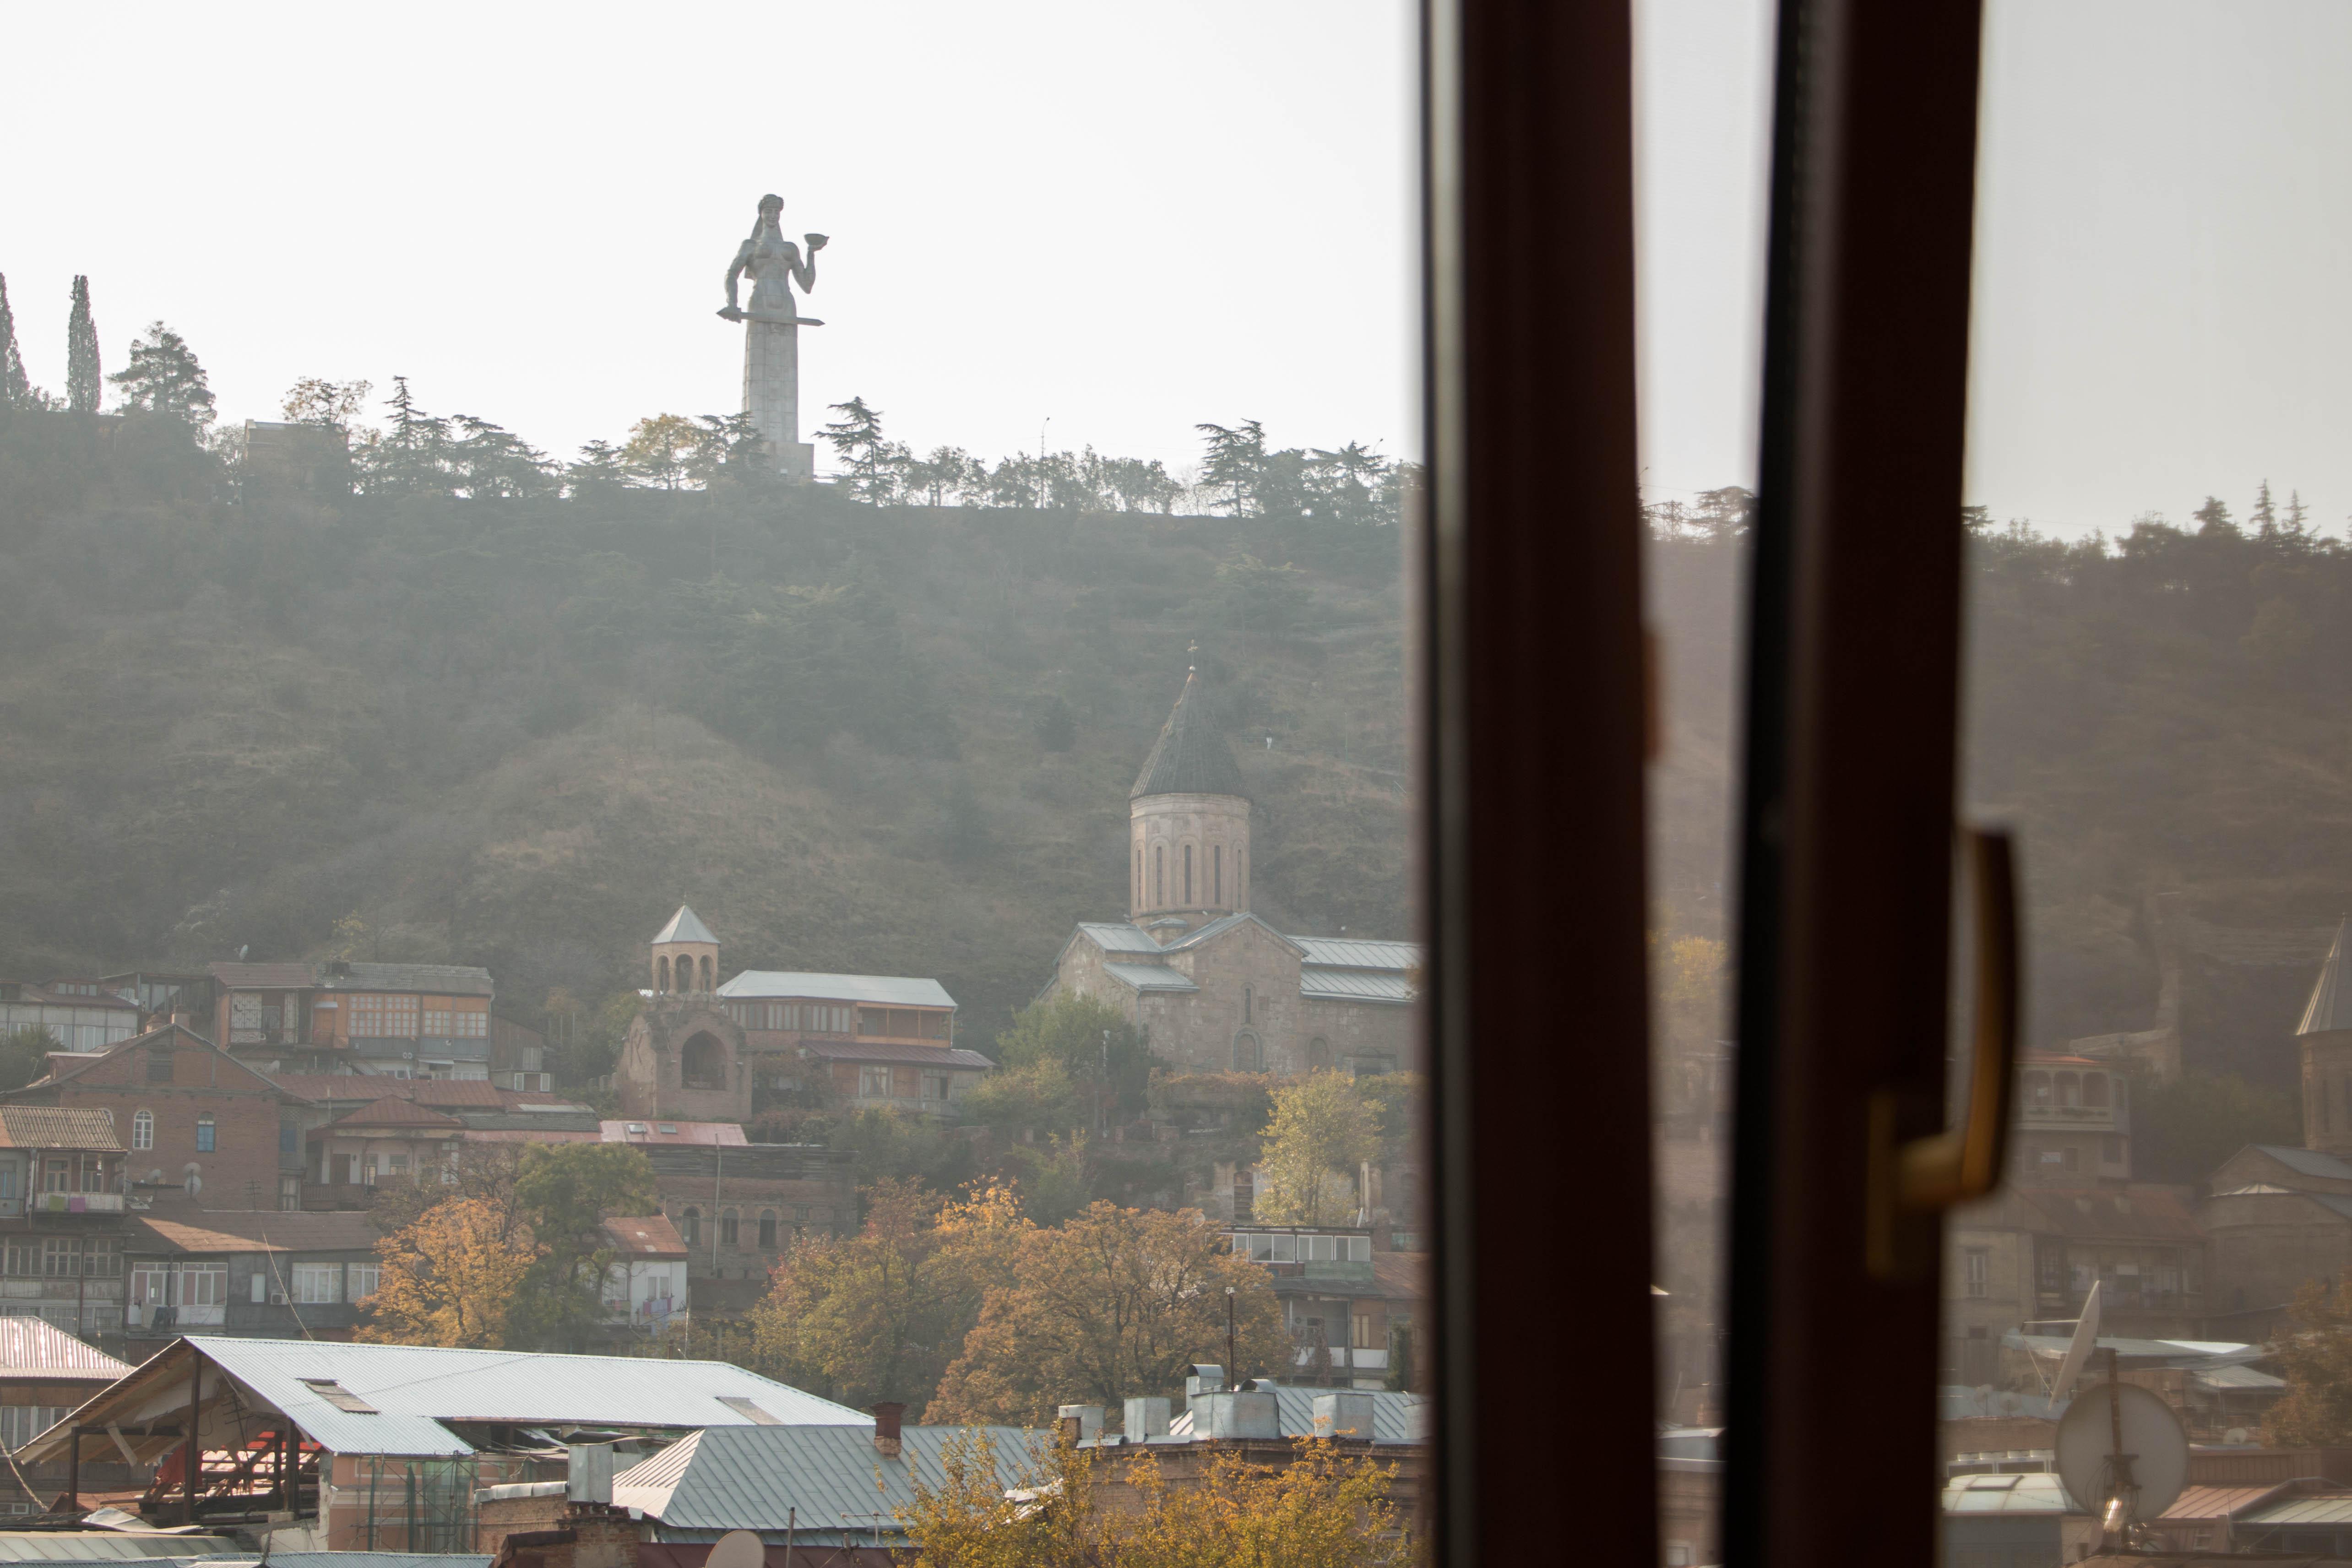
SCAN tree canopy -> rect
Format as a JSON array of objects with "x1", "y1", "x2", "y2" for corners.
[
  {"x1": 108, "y1": 322, "x2": 215, "y2": 427},
  {"x1": 1253, "y1": 1071, "x2": 1382, "y2": 1225}
]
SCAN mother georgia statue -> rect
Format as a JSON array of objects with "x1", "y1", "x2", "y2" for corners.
[{"x1": 718, "y1": 194, "x2": 827, "y2": 476}]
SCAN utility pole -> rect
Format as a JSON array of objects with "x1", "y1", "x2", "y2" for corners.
[
  {"x1": 1101, "y1": 1029, "x2": 1110, "y2": 1136},
  {"x1": 1225, "y1": 1285, "x2": 1237, "y2": 1382},
  {"x1": 1039, "y1": 417, "x2": 1051, "y2": 507}
]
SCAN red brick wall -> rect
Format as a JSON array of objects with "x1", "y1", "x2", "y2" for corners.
[{"x1": 48, "y1": 1037, "x2": 287, "y2": 1207}]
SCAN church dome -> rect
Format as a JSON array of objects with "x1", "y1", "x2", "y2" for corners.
[{"x1": 1130, "y1": 669, "x2": 1247, "y2": 801}]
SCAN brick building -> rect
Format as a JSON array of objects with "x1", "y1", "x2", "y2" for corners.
[
  {"x1": 206, "y1": 960, "x2": 496, "y2": 1082},
  {"x1": 616, "y1": 907, "x2": 989, "y2": 1122},
  {"x1": 0, "y1": 1106, "x2": 132, "y2": 1341},
  {"x1": 2202, "y1": 1143, "x2": 2352, "y2": 1340},
  {"x1": 0, "y1": 981, "x2": 141, "y2": 1054},
  {"x1": 1037, "y1": 667, "x2": 1421, "y2": 1078},
  {"x1": 122, "y1": 1201, "x2": 381, "y2": 1342},
  {"x1": 638, "y1": 1140, "x2": 855, "y2": 1318},
  {"x1": 0, "y1": 1023, "x2": 301, "y2": 1213}
]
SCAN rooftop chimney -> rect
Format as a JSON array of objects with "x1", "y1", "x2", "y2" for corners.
[
  {"x1": 872, "y1": 1402, "x2": 906, "y2": 1459},
  {"x1": 1124, "y1": 1397, "x2": 1171, "y2": 1439},
  {"x1": 1056, "y1": 1405, "x2": 1104, "y2": 1445},
  {"x1": 566, "y1": 1442, "x2": 615, "y2": 1504}
]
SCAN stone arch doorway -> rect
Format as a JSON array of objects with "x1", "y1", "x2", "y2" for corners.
[
  {"x1": 680, "y1": 1032, "x2": 728, "y2": 1090},
  {"x1": 1233, "y1": 1031, "x2": 1262, "y2": 1073}
]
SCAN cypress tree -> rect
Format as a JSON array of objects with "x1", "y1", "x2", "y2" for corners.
[
  {"x1": 0, "y1": 273, "x2": 26, "y2": 409},
  {"x1": 65, "y1": 275, "x2": 100, "y2": 413}
]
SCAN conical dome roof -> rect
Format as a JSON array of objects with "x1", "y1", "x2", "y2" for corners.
[
  {"x1": 1130, "y1": 667, "x2": 1247, "y2": 801},
  {"x1": 2302, "y1": 917, "x2": 2352, "y2": 1035},
  {"x1": 652, "y1": 904, "x2": 718, "y2": 945}
]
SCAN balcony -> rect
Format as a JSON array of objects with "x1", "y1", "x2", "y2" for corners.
[{"x1": 25, "y1": 1193, "x2": 124, "y2": 1215}]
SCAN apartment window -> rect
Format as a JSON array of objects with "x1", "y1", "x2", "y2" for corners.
[
  {"x1": 759, "y1": 1210, "x2": 777, "y2": 1249},
  {"x1": 278, "y1": 1174, "x2": 300, "y2": 1212},
  {"x1": 1353, "y1": 1312, "x2": 1377, "y2": 1350},
  {"x1": 43, "y1": 1161, "x2": 68, "y2": 1194},
  {"x1": 923, "y1": 1073, "x2": 950, "y2": 1100},
  {"x1": 81, "y1": 1162, "x2": 103, "y2": 1193},
  {"x1": 349, "y1": 1262, "x2": 380, "y2": 1301},
  {"x1": 182, "y1": 1264, "x2": 227, "y2": 1307},
  {"x1": 680, "y1": 1207, "x2": 701, "y2": 1245},
  {"x1": 348, "y1": 994, "x2": 419, "y2": 1038},
  {"x1": 131, "y1": 1111, "x2": 153, "y2": 1150},
  {"x1": 0, "y1": 1408, "x2": 65, "y2": 1450},
  {"x1": 421, "y1": 998, "x2": 489, "y2": 1038},
  {"x1": 291, "y1": 1264, "x2": 340, "y2": 1304},
  {"x1": 860, "y1": 1066, "x2": 891, "y2": 1097},
  {"x1": 195, "y1": 1116, "x2": 215, "y2": 1153},
  {"x1": 39, "y1": 1239, "x2": 77, "y2": 1277},
  {"x1": 86, "y1": 1239, "x2": 119, "y2": 1278},
  {"x1": 1963, "y1": 1248, "x2": 1989, "y2": 1299},
  {"x1": 720, "y1": 1209, "x2": 739, "y2": 1245}
]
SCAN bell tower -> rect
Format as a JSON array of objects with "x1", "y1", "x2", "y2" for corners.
[
  {"x1": 651, "y1": 904, "x2": 721, "y2": 996},
  {"x1": 1129, "y1": 650, "x2": 1251, "y2": 942}
]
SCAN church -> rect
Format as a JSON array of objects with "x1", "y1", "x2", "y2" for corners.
[{"x1": 1037, "y1": 664, "x2": 1420, "y2": 1077}]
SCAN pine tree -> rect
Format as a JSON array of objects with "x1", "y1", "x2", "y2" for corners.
[
  {"x1": 0, "y1": 273, "x2": 27, "y2": 410},
  {"x1": 2192, "y1": 495, "x2": 2237, "y2": 536},
  {"x1": 107, "y1": 320, "x2": 216, "y2": 426},
  {"x1": 2252, "y1": 479, "x2": 2278, "y2": 539},
  {"x1": 2287, "y1": 490, "x2": 2312, "y2": 541},
  {"x1": 64, "y1": 276, "x2": 100, "y2": 413}
]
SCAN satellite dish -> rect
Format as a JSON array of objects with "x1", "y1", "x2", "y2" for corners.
[
  {"x1": 2049, "y1": 1280, "x2": 2105, "y2": 1405},
  {"x1": 706, "y1": 1531, "x2": 765, "y2": 1568},
  {"x1": 2056, "y1": 1383, "x2": 2189, "y2": 1526}
]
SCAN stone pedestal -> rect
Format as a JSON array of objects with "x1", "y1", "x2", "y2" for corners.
[{"x1": 741, "y1": 319, "x2": 812, "y2": 477}]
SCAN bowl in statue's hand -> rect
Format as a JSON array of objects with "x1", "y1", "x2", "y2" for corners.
[{"x1": 805, "y1": 233, "x2": 830, "y2": 248}]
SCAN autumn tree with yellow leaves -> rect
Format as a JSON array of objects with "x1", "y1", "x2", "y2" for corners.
[{"x1": 361, "y1": 1197, "x2": 533, "y2": 1347}]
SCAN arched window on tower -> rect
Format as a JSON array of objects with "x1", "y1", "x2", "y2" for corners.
[
  {"x1": 681, "y1": 1033, "x2": 726, "y2": 1090},
  {"x1": 720, "y1": 1208, "x2": 739, "y2": 1245},
  {"x1": 700, "y1": 955, "x2": 714, "y2": 992},
  {"x1": 1243, "y1": 985, "x2": 1253, "y2": 1025},
  {"x1": 1184, "y1": 844, "x2": 1194, "y2": 904},
  {"x1": 1155, "y1": 846, "x2": 1164, "y2": 906},
  {"x1": 1214, "y1": 844, "x2": 1222, "y2": 905},
  {"x1": 1136, "y1": 849, "x2": 1143, "y2": 904},
  {"x1": 759, "y1": 1210, "x2": 778, "y2": 1249},
  {"x1": 1233, "y1": 1032, "x2": 1260, "y2": 1072},
  {"x1": 656, "y1": 955, "x2": 671, "y2": 993}
]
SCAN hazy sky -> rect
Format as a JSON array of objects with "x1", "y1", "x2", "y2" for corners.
[{"x1": 10, "y1": 2, "x2": 2343, "y2": 529}]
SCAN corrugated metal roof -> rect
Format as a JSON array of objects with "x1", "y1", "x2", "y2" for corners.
[
  {"x1": 128, "y1": 1203, "x2": 379, "y2": 1256},
  {"x1": 0, "y1": 1538, "x2": 241, "y2": 1562},
  {"x1": 1130, "y1": 669, "x2": 1248, "y2": 801},
  {"x1": 2161, "y1": 1484, "x2": 2291, "y2": 1521},
  {"x1": 612, "y1": 1424, "x2": 1040, "y2": 1541},
  {"x1": 2241, "y1": 1491, "x2": 2352, "y2": 1526},
  {"x1": 208, "y1": 964, "x2": 493, "y2": 997},
  {"x1": 652, "y1": 906, "x2": 719, "y2": 946},
  {"x1": 2249, "y1": 1144, "x2": 2352, "y2": 1183},
  {"x1": 333, "y1": 1099, "x2": 467, "y2": 1129},
  {"x1": 2304, "y1": 918, "x2": 2352, "y2": 1035},
  {"x1": 717, "y1": 973, "x2": 955, "y2": 1009},
  {"x1": 1292, "y1": 939, "x2": 1421, "y2": 973},
  {"x1": 1161, "y1": 913, "x2": 1304, "y2": 955},
  {"x1": 1077, "y1": 923, "x2": 1166, "y2": 955},
  {"x1": 1103, "y1": 963, "x2": 1198, "y2": 994},
  {"x1": 1162, "y1": 1386, "x2": 1428, "y2": 1444},
  {"x1": 2194, "y1": 1364, "x2": 2287, "y2": 1391},
  {"x1": 0, "y1": 986, "x2": 139, "y2": 1012},
  {"x1": 1298, "y1": 970, "x2": 1413, "y2": 1005},
  {"x1": 602, "y1": 1121, "x2": 749, "y2": 1146},
  {"x1": 0, "y1": 1107, "x2": 123, "y2": 1151},
  {"x1": 794, "y1": 1042, "x2": 995, "y2": 1069},
  {"x1": 0, "y1": 1319, "x2": 133, "y2": 1380},
  {"x1": 27, "y1": 1338, "x2": 867, "y2": 1465},
  {"x1": 258, "y1": 1554, "x2": 489, "y2": 1568},
  {"x1": 2003, "y1": 1332, "x2": 2256, "y2": 1365},
  {"x1": 1939, "y1": 1473, "x2": 2080, "y2": 1516}
]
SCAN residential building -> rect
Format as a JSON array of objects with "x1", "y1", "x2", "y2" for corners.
[
  {"x1": 1222, "y1": 1223, "x2": 1424, "y2": 1389},
  {"x1": 121, "y1": 1201, "x2": 382, "y2": 1341},
  {"x1": 1037, "y1": 669, "x2": 1420, "y2": 1078},
  {"x1": 2203, "y1": 1143, "x2": 2352, "y2": 1339},
  {"x1": 617, "y1": 906, "x2": 989, "y2": 1122},
  {"x1": 266, "y1": 1074, "x2": 590, "y2": 1204},
  {"x1": 21, "y1": 1337, "x2": 866, "y2": 1540},
  {"x1": 302, "y1": 1097, "x2": 605, "y2": 1210},
  {"x1": 206, "y1": 960, "x2": 496, "y2": 1081},
  {"x1": 0, "y1": 1106, "x2": 131, "y2": 1343},
  {"x1": 0, "y1": 1023, "x2": 305, "y2": 1213},
  {"x1": 640, "y1": 1141, "x2": 855, "y2": 1318},
  {"x1": 2009, "y1": 1051, "x2": 2133, "y2": 1184},
  {"x1": 598, "y1": 1215, "x2": 689, "y2": 1338},
  {"x1": 489, "y1": 1017, "x2": 554, "y2": 1093},
  {"x1": 1945, "y1": 1185, "x2": 2208, "y2": 1386},
  {"x1": 0, "y1": 982, "x2": 141, "y2": 1054},
  {"x1": 0, "y1": 1319, "x2": 136, "y2": 1517}
]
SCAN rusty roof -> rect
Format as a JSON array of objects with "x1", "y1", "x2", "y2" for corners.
[
  {"x1": 129, "y1": 1199, "x2": 381, "y2": 1255},
  {"x1": 602, "y1": 1214, "x2": 688, "y2": 1257},
  {"x1": 330, "y1": 1098, "x2": 467, "y2": 1130},
  {"x1": 0, "y1": 1106, "x2": 124, "y2": 1150},
  {"x1": 1371, "y1": 1251, "x2": 1428, "y2": 1304},
  {"x1": 2158, "y1": 1483, "x2": 2292, "y2": 1521},
  {"x1": 0, "y1": 1318, "x2": 135, "y2": 1380}
]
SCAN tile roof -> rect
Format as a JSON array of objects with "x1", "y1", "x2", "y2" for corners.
[
  {"x1": 128, "y1": 1201, "x2": 381, "y2": 1255},
  {"x1": 0, "y1": 1318, "x2": 134, "y2": 1380},
  {"x1": 19, "y1": 1337, "x2": 869, "y2": 1466},
  {"x1": 601, "y1": 1121, "x2": 750, "y2": 1147},
  {"x1": 2306, "y1": 918, "x2": 2352, "y2": 1035},
  {"x1": 793, "y1": 1041, "x2": 995, "y2": 1069},
  {"x1": 717, "y1": 972, "x2": 956, "y2": 1008},
  {"x1": 611, "y1": 1424, "x2": 1041, "y2": 1543},
  {"x1": 0, "y1": 1107, "x2": 123, "y2": 1150},
  {"x1": 1130, "y1": 668, "x2": 1247, "y2": 800},
  {"x1": 207, "y1": 962, "x2": 316, "y2": 989},
  {"x1": 652, "y1": 906, "x2": 719, "y2": 946},
  {"x1": 1371, "y1": 1251, "x2": 1428, "y2": 1303},
  {"x1": 602, "y1": 1215, "x2": 688, "y2": 1257}
]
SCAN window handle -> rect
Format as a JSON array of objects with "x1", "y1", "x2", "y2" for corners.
[{"x1": 1867, "y1": 828, "x2": 2021, "y2": 1275}]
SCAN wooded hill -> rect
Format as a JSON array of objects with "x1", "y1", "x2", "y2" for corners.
[{"x1": 0, "y1": 412, "x2": 1412, "y2": 1060}]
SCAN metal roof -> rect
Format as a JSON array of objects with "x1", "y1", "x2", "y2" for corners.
[
  {"x1": 212, "y1": 963, "x2": 493, "y2": 998},
  {"x1": 1939, "y1": 1473, "x2": 2080, "y2": 1516},
  {"x1": 0, "y1": 1107, "x2": 123, "y2": 1151},
  {"x1": 251, "y1": 1555, "x2": 489, "y2": 1568},
  {"x1": 1293, "y1": 938, "x2": 1421, "y2": 972},
  {"x1": 24, "y1": 1338, "x2": 867, "y2": 1465},
  {"x1": 717, "y1": 973, "x2": 955, "y2": 1009},
  {"x1": 2158, "y1": 1484, "x2": 2290, "y2": 1522},
  {"x1": 793, "y1": 1042, "x2": 995, "y2": 1070},
  {"x1": 1161, "y1": 912, "x2": 1304, "y2": 955},
  {"x1": 601, "y1": 1121, "x2": 750, "y2": 1147},
  {"x1": 128, "y1": 1203, "x2": 380, "y2": 1256},
  {"x1": 0, "y1": 1319, "x2": 132, "y2": 1381},
  {"x1": 611, "y1": 1424, "x2": 1040, "y2": 1544},
  {"x1": 652, "y1": 906, "x2": 718, "y2": 946},
  {"x1": 2242, "y1": 1492, "x2": 2352, "y2": 1526},
  {"x1": 1103, "y1": 963, "x2": 1199, "y2": 994},
  {"x1": 1298, "y1": 969, "x2": 1413, "y2": 1005},
  {"x1": 2004, "y1": 1332, "x2": 2257, "y2": 1366},
  {"x1": 2249, "y1": 1144, "x2": 2352, "y2": 1183},
  {"x1": 0, "y1": 1539, "x2": 242, "y2": 1563},
  {"x1": 1163, "y1": 1386, "x2": 1429, "y2": 1444},
  {"x1": 2304, "y1": 918, "x2": 2352, "y2": 1035},
  {"x1": 1077, "y1": 923, "x2": 1167, "y2": 955},
  {"x1": 2194, "y1": 1364, "x2": 2287, "y2": 1391},
  {"x1": 1130, "y1": 669, "x2": 1248, "y2": 801}
]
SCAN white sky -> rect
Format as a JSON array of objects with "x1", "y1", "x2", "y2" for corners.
[
  {"x1": 10, "y1": 2, "x2": 2343, "y2": 528},
  {"x1": 4, "y1": 2, "x2": 1420, "y2": 476}
]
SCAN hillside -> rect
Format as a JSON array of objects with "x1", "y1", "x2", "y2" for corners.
[{"x1": 0, "y1": 418, "x2": 1412, "y2": 1055}]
